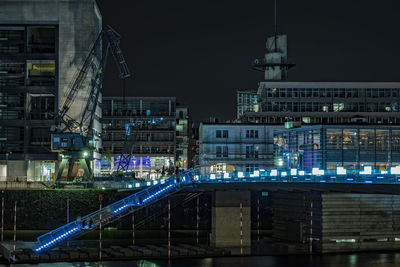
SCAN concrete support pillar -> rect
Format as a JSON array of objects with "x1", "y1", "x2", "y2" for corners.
[
  {"x1": 211, "y1": 191, "x2": 251, "y2": 251},
  {"x1": 7, "y1": 160, "x2": 27, "y2": 181}
]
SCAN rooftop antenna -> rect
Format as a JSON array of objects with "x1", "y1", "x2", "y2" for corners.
[{"x1": 274, "y1": 0, "x2": 278, "y2": 52}]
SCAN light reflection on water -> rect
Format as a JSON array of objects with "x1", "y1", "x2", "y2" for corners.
[{"x1": 16, "y1": 253, "x2": 400, "y2": 267}]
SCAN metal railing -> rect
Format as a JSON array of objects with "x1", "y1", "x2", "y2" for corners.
[{"x1": 35, "y1": 168, "x2": 198, "y2": 253}]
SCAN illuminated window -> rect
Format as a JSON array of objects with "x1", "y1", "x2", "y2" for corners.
[
  {"x1": 26, "y1": 60, "x2": 55, "y2": 86},
  {"x1": 333, "y1": 103, "x2": 344, "y2": 112}
]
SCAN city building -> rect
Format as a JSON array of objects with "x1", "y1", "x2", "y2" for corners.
[
  {"x1": 274, "y1": 125, "x2": 400, "y2": 170},
  {"x1": 175, "y1": 104, "x2": 190, "y2": 172},
  {"x1": 236, "y1": 90, "x2": 258, "y2": 120},
  {"x1": 199, "y1": 123, "x2": 282, "y2": 173},
  {"x1": 101, "y1": 96, "x2": 176, "y2": 179},
  {"x1": 189, "y1": 122, "x2": 200, "y2": 168},
  {"x1": 0, "y1": 0, "x2": 102, "y2": 181},
  {"x1": 241, "y1": 82, "x2": 400, "y2": 125}
]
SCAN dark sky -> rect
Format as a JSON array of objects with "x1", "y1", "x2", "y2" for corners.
[{"x1": 97, "y1": 0, "x2": 400, "y2": 122}]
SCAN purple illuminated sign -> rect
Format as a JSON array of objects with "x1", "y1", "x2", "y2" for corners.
[{"x1": 113, "y1": 157, "x2": 151, "y2": 167}]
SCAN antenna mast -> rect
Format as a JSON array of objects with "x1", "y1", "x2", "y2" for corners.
[{"x1": 274, "y1": 0, "x2": 278, "y2": 52}]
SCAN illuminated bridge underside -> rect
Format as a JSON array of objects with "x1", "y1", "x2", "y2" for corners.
[{"x1": 36, "y1": 166, "x2": 400, "y2": 253}]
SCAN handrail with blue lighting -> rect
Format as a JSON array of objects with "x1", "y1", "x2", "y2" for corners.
[{"x1": 35, "y1": 168, "x2": 198, "y2": 253}]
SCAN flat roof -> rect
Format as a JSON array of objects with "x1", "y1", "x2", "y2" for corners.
[
  {"x1": 103, "y1": 96, "x2": 176, "y2": 100},
  {"x1": 258, "y1": 81, "x2": 400, "y2": 88},
  {"x1": 275, "y1": 124, "x2": 400, "y2": 134},
  {"x1": 201, "y1": 122, "x2": 283, "y2": 126}
]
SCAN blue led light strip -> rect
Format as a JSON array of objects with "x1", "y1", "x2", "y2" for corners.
[{"x1": 35, "y1": 227, "x2": 79, "y2": 252}]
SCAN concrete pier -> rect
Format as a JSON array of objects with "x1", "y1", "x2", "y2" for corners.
[{"x1": 211, "y1": 191, "x2": 251, "y2": 252}]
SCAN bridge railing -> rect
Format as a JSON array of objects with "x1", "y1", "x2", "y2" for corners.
[
  {"x1": 35, "y1": 168, "x2": 199, "y2": 253},
  {"x1": 193, "y1": 167, "x2": 400, "y2": 185}
]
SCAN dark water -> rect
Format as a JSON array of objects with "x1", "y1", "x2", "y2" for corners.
[{"x1": 15, "y1": 253, "x2": 400, "y2": 267}]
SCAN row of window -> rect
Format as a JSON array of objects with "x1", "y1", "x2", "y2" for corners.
[
  {"x1": 102, "y1": 100, "x2": 174, "y2": 117},
  {"x1": 102, "y1": 132, "x2": 174, "y2": 142},
  {"x1": 215, "y1": 129, "x2": 260, "y2": 138},
  {"x1": 245, "y1": 115, "x2": 400, "y2": 125},
  {"x1": 107, "y1": 146, "x2": 175, "y2": 155},
  {"x1": 102, "y1": 119, "x2": 175, "y2": 131},
  {"x1": 274, "y1": 128, "x2": 400, "y2": 152},
  {"x1": 215, "y1": 145, "x2": 260, "y2": 158},
  {"x1": 263, "y1": 102, "x2": 398, "y2": 112},
  {"x1": 0, "y1": 61, "x2": 56, "y2": 86},
  {"x1": 0, "y1": 26, "x2": 56, "y2": 54},
  {"x1": 263, "y1": 88, "x2": 400, "y2": 98}
]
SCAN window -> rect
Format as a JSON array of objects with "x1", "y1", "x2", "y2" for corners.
[
  {"x1": 26, "y1": 60, "x2": 55, "y2": 86},
  {"x1": 245, "y1": 163, "x2": 258, "y2": 173},
  {"x1": 246, "y1": 145, "x2": 258, "y2": 158},
  {"x1": 342, "y1": 129, "x2": 357, "y2": 150},
  {"x1": 216, "y1": 130, "x2": 228, "y2": 138},
  {"x1": 0, "y1": 27, "x2": 24, "y2": 53},
  {"x1": 326, "y1": 129, "x2": 342, "y2": 149},
  {"x1": 27, "y1": 26, "x2": 56, "y2": 53},
  {"x1": 28, "y1": 94, "x2": 55, "y2": 120},
  {"x1": 216, "y1": 146, "x2": 228, "y2": 158},
  {"x1": 333, "y1": 103, "x2": 344, "y2": 112},
  {"x1": 246, "y1": 130, "x2": 259, "y2": 138}
]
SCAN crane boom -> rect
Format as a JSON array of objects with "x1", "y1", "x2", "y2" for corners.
[{"x1": 52, "y1": 25, "x2": 131, "y2": 182}]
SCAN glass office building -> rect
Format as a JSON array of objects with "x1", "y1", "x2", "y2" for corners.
[
  {"x1": 236, "y1": 90, "x2": 258, "y2": 120},
  {"x1": 274, "y1": 125, "x2": 400, "y2": 170},
  {"x1": 242, "y1": 82, "x2": 400, "y2": 125}
]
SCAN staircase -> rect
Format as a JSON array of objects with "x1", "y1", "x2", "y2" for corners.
[{"x1": 35, "y1": 169, "x2": 198, "y2": 253}]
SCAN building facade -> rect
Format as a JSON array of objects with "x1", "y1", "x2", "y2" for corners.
[
  {"x1": 199, "y1": 123, "x2": 282, "y2": 173},
  {"x1": 0, "y1": 0, "x2": 102, "y2": 181},
  {"x1": 101, "y1": 97, "x2": 176, "y2": 179},
  {"x1": 175, "y1": 104, "x2": 190, "y2": 172},
  {"x1": 274, "y1": 125, "x2": 400, "y2": 171},
  {"x1": 241, "y1": 82, "x2": 400, "y2": 125},
  {"x1": 236, "y1": 90, "x2": 258, "y2": 120}
]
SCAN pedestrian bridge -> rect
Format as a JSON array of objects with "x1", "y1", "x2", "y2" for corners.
[{"x1": 35, "y1": 166, "x2": 400, "y2": 253}]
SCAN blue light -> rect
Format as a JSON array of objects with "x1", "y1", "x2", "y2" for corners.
[{"x1": 36, "y1": 227, "x2": 79, "y2": 252}]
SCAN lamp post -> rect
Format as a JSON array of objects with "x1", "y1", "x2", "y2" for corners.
[{"x1": 5, "y1": 152, "x2": 11, "y2": 179}]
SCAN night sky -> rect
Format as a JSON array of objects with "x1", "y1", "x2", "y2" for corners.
[{"x1": 97, "y1": 0, "x2": 400, "y2": 122}]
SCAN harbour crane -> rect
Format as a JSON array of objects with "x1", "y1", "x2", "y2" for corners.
[{"x1": 51, "y1": 25, "x2": 130, "y2": 182}]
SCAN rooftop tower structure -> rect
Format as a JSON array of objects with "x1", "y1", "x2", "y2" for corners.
[{"x1": 252, "y1": 0, "x2": 294, "y2": 80}]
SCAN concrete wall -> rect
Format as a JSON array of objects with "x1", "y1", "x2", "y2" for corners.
[
  {"x1": 272, "y1": 191, "x2": 400, "y2": 253},
  {"x1": 211, "y1": 191, "x2": 251, "y2": 249},
  {"x1": 6, "y1": 161, "x2": 27, "y2": 181}
]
